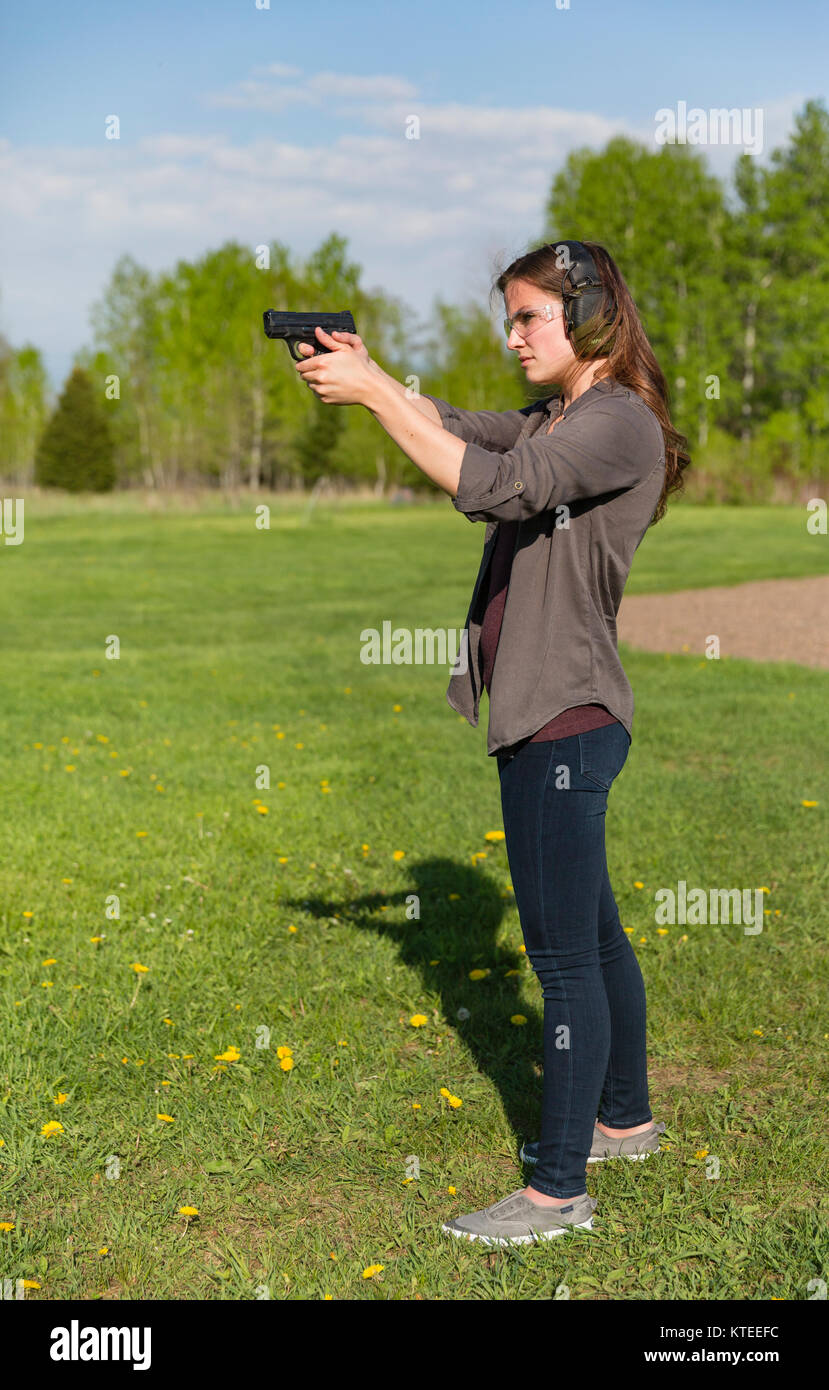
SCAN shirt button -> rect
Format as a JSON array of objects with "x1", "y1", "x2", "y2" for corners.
[{"x1": 513, "y1": 480, "x2": 523, "y2": 489}]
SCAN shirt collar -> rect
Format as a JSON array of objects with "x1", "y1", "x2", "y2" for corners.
[{"x1": 544, "y1": 377, "x2": 615, "y2": 418}]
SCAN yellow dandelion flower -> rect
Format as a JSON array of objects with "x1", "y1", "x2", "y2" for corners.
[
  {"x1": 288, "y1": 924, "x2": 297, "y2": 934},
  {"x1": 53, "y1": 1093, "x2": 67, "y2": 1105},
  {"x1": 96, "y1": 734, "x2": 109, "y2": 743},
  {"x1": 42, "y1": 958, "x2": 56, "y2": 966},
  {"x1": 22, "y1": 1280, "x2": 41, "y2": 1289},
  {"x1": 98, "y1": 1247, "x2": 109, "y2": 1255},
  {"x1": 510, "y1": 1014, "x2": 527, "y2": 1026},
  {"x1": 179, "y1": 1206, "x2": 199, "y2": 1217},
  {"x1": 694, "y1": 1149, "x2": 709, "y2": 1160},
  {"x1": 412, "y1": 1102, "x2": 421, "y2": 1111},
  {"x1": 163, "y1": 1018, "x2": 173, "y2": 1026},
  {"x1": 257, "y1": 806, "x2": 268, "y2": 815},
  {"x1": 448, "y1": 893, "x2": 460, "y2": 901},
  {"x1": 61, "y1": 877, "x2": 72, "y2": 884},
  {"x1": 753, "y1": 1029, "x2": 763, "y2": 1036},
  {"x1": 440, "y1": 1087, "x2": 451, "y2": 1098},
  {"x1": 447, "y1": 1095, "x2": 462, "y2": 1109},
  {"x1": 624, "y1": 926, "x2": 634, "y2": 935},
  {"x1": 276, "y1": 1046, "x2": 293, "y2": 1059},
  {"x1": 362, "y1": 1264, "x2": 384, "y2": 1279},
  {"x1": 468, "y1": 968, "x2": 489, "y2": 980},
  {"x1": 484, "y1": 830, "x2": 505, "y2": 842},
  {"x1": 657, "y1": 928, "x2": 669, "y2": 936},
  {"x1": 393, "y1": 704, "x2": 402, "y2": 712},
  {"x1": 135, "y1": 830, "x2": 148, "y2": 837},
  {"x1": 409, "y1": 1014, "x2": 428, "y2": 1027},
  {"x1": 41, "y1": 982, "x2": 53, "y2": 988},
  {"x1": 22, "y1": 910, "x2": 33, "y2": 918},
  {"x1": 41, "y1": 1121, "x2": 64, "y2": 1137},
  {"x1": 280, "y1": 1057, "x2": 294, "y2": 1072},
  {"x1": 90, "y1": 936, "x2": 103, "y2": 944},
  {"x1": 295, "y1": 742, "x2": 304, "y2": 749},
  {"x1": 801, "y1": 800, "x2": 818, "y2": 807},
  {"x1": 0, "y1": 1222, "x2": 14, "y2": 1231},
  {"x1": 64, "y1": 765, "x2": 76, "y2": 772},
  {"x1": 157, "y1": 1114, "x2": 175, "y2": 1123},
  {"x1": 130, "y1": 962, "x2": 149, "y2": 973},
  {"x1": 448, "y1": 1186, "x2": 457, "y2": 1195},
  {"x1": 214, "y1": 1047, "x2": 241, "y2": 1062},
  {"x1": 634, "y1": 880, "x2": 644, "y2": 889},
  {"x1": 392, "y1": 850, "x2": 405, "y2": 860}
]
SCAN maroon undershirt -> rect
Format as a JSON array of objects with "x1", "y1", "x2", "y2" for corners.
[{"x1": 479, "y1": 515, "x2": 619, "y2": 749}]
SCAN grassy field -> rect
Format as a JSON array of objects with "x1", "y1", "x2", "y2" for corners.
[{"x1": 0, "y1": 494, "x2": 826, "y2": 1301}]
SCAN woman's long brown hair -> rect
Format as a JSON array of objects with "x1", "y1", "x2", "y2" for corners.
[{"x1": 493, "y1": 241, "x2": 690, "y2": 524}]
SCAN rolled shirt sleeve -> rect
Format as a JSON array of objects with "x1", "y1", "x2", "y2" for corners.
[
  {"x1": 450, "y1": 402, "x2": 665, "y2": 524},
  {"x1": 420, "y1": 393, "x2": 536, "y2": 454}
]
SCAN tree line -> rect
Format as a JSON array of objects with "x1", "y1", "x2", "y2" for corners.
[{"x1": 1, "y1": 98, "x2": 827, "y2": 501}]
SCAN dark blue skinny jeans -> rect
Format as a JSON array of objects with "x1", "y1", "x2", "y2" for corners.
[{"x1": 497, "y1": 723, "x2": 652, "y2": 1198}]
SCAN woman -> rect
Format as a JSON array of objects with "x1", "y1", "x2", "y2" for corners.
[{"x1": 294, "y1": 239, "x2": 690, "y2": 1246}]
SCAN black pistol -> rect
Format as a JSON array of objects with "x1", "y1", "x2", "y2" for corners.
[{"x1": 263, "y1": 310, "x2": 357, "y2": 362}]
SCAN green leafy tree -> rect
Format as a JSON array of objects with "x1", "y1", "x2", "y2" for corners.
[
  {"x1": 34, "y1": 367, "x2": 116, "y2": 491},
  {"x1": 0, "y1": 339, "x2": 51, "y2": 483},
  {"x1": 545, "y1": 136, "x2": 730, "y2": 450}
]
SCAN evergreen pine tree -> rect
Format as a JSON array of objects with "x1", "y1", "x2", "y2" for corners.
[{"x1": 34, "y1": 367, "x2": 116, "y2": 491}]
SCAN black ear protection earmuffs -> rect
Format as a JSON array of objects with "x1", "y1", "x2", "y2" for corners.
[{"x1": 545, "y1": 240, "x2": 617, "y2": 356}]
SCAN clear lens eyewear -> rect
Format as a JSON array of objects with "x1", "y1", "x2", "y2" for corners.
[{"x1": 503, "y1": 304, "x2": 563, "y2": 340}]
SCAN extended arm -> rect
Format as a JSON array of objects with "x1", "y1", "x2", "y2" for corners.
[
  {"x1": 366, "y1": 359, "x2": 443, "y2": 426},
  {"x1": 363, "y1": 373, "x2": 466, "y2": 497}
]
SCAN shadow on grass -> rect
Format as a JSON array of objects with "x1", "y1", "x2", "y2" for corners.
[{"x1": 283, "y1": 856, "x2": 544, "y2": 1154}]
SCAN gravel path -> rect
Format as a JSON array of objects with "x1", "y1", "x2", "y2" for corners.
[{"x1": 617, "y1": 574, "x2": 829, "y2": 669}]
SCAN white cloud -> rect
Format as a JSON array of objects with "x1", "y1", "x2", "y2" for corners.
[{"x1": 207, "y1": 68, "x2": 418, "y2": 112}]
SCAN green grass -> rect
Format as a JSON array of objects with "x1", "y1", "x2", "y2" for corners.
[{"x1": 0, "y1": 494, "x2": 826, "y2": 1300}]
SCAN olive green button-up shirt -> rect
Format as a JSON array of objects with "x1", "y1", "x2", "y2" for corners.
[{"x1": 421, "y1": 378, "x2": 667, "y2": 756}]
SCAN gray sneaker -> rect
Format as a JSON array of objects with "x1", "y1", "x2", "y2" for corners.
[
  {"x1": 442, "y1": 1189, "x2": 597, "y2": 1246},
  {"x1": 520, "y1": 1121, "x2": 666, "y2": 1166}
]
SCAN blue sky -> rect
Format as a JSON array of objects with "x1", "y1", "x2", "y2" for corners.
[{"x1": 1, "y1": 0, "x2": 826, "y2": 387}]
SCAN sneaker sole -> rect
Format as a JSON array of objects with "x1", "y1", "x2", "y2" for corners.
[
  {"x1": 520, "y1": 1144, "x2": 660, "y2": 1165},
  {"x1": 440, "y1": 1217, "x2": 594, "y2": 1246}
]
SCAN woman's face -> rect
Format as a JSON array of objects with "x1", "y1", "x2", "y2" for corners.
[{"x1": 504, "y1": 277, "x2": 575, "y2": 385}]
